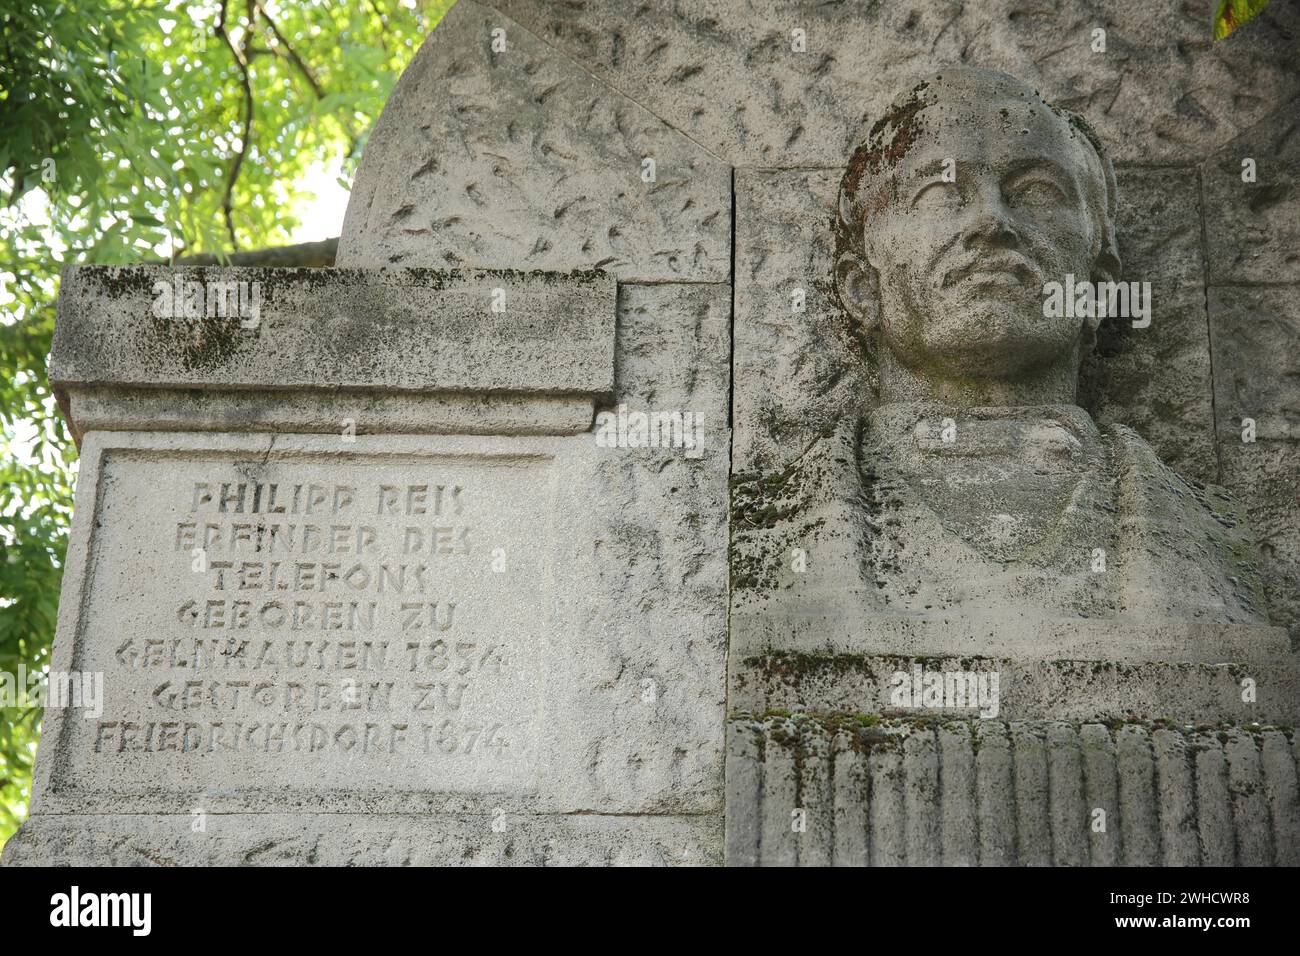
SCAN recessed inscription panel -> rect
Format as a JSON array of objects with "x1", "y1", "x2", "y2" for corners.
[{"x1": 55, "y1": 444, "x2": 552, "y2": 802}]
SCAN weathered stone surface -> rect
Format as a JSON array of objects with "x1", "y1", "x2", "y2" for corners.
[
  {"x1": 2, "y1": 812, "x2": 720, "y2": 867},
  {"x1": 1209, "y1": 285, "x2": 1300, "y2": 443},
  {"x1": 337, "y1": 0, "x2": 731, "y2": 281},
  {"x1": 494, "y1": 0, "x2": 1300, "y2": 168},
  {"x1": 1262, "y1": 730, "x2": 1300, "y2": 865},
  {"x1": 65, "y1": 387, "x2": 598, "y2": 439},
  {"x1": 731, "y1": 410, "x2": 1270, "y2": 627},
  {"x1": 1152, "y1": 728, "x2": 1199, "y2": 866},
  {"x1": 1201, "y1": 98, "x2": 1300, "y2": 286},
  {"x1": 725, "y1": 715, "x2": 1300, "y2": 866},
  {"x1": 15, "y1": 0, "x2": 1300, "y2": 870},
  {"x1": 1048, "y1": 722, "x2": 1087, "y2": 867},
  {"x1": 831, "y1": 730, "x2": 870, "y2": 866},
  {"x1": 721, "y1": 62, "x2": 1296, "y2": 868},
  {"x1": 16, "y1": 276, "x2": 730, "y2": 863},
  {"x1": 37, "y1": 431, "x2": 571, "y2": 812},
  {"x1": 1218, "y1": 440, "x2": 1300, "y2": 642},
  {"x1": 730, "y1": 67, "x2": 1272, "y2": 640},
  {"x1": 730, "y1": 650, "x2": 1300, "y2": 726},
  {"x1": 1209, "y1": 282, "x2": 1300, "y2": 638},
  {"x1": 730, "y1": 612, "x2": 1291, "y2": 666},
  {"x1": 731, "y1": 168, "x2": 865, "y2": 475},
  {"x1": 556, "y1": 281, "x2": 731, "y2": 814},
  {"x1": 51, "y1": 265, "x2": 615, "y2": 399},
  {"x1": 937, "y1": 724, "x2": 977, "y2": 865},
  {"x1": 1080, "y1": 167, "x2": 1216, "y2": 483},
  {"x1": 1203, "y1": 125, "x2": 1300, "y2": 640}
]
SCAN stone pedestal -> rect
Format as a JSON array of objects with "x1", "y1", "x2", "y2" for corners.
[
  {"x1": 4, "y1": 265, "x2": 729, "y2": 866},
  {"x1": 726, "y1": 611, "x2": 1300, "y2": 865}
]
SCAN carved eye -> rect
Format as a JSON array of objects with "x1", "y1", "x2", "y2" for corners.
[
  {"x1": 911, "y1": 181, "x2": 962, "y2": 211},
  {"x1": 1005, "y1": 178, "x2": 1066, "y2": 208}
]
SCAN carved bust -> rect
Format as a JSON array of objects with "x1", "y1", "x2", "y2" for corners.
[{"x1": 733, "y1": 66, "x2": 1265, "y2": 625}]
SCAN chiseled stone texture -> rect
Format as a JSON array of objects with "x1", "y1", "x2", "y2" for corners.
[
  {"x1": 2, "y1": 813, "x2": 721, "y2": 867},
  {"x1": 1201, "y1": 98, "x2": 1300, "y2": 286},
  {"x1": 726, "y1": 715, "x2": 1300, "y2": 866},
  {"x1": 493, "y1": 0, "x2": 1300, "y2": 168},
  {"x1": 557, "y1": 281, "x2": 732, "y2": 813},
  {"x1": 1219, "y1": 441, "x2": 1300, "y2": 644},
  {"x1": 1202, "y1": 98, "x2": 1300, "y2": 641},
  {"x1": 731, "y1": 168, "x2": 865, "y2": 476},
  {"x1": 1209, "y1": 286, "x2": 1300, "y2": 444},
  {"x1": 337, "y1": 0, "x2": 730, "y2": 281}
]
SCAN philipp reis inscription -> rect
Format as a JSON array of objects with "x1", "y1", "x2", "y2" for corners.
[{"x1": 58, "y1": 448, "x2": 552, "y2": 799}]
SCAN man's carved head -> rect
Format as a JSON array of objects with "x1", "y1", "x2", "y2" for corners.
[{"x1": 835, "y1": 66, "x2": 1120, "y2": 385}]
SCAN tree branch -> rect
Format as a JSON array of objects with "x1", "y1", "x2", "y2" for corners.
[
  {"x1": 366, "y1": 0, "x2": 391, "y2": 58},
  {"x1": 252, "y1": 0, "x2": 323, "y2": 99},
  {"x1": 250, "y1": 0, "x2": 359, "y2": 158},
  {"x1": 216, "y1": 0, "x2": 256, "y2": 250}
]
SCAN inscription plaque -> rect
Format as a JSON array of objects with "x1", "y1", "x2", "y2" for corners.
[{"x1": 45, "y1": 433, "x2": 556, "y2": 805}]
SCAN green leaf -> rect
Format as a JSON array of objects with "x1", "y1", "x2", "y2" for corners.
[{"x1": 1214, "y1": 0, "x2": 1271, "y2": 40}]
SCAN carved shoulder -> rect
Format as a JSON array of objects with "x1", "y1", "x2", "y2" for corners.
[{"x1": 1106, "y1": 424, "x2": 1268, "y2": 623}]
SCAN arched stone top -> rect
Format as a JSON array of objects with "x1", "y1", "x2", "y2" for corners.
[
  {"x1": 494, "y1": 0, "x2": 1300, "y2": 169},
  {"x1": 338, "y1": 0, "x2": 731, "y2": 281}
]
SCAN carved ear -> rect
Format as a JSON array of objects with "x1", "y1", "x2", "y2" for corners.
[
  {"x1": 1091, "y1": 224, "x2": 1121, "y2": 287},
  {"x1": 835, "y1": 252, "x2": 880, "y2": 330},
  {"x1": 1086, "y1": 229, "x2": 1121, "y2": 335}
]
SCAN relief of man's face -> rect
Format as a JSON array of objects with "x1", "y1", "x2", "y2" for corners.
[{"x1": 850, "y1": 93, "x2": 1110, "y2": 382}]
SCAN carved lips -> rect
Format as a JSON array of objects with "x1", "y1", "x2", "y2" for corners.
[{"x1": 941, "y1": 254, "x2": 1041, "y2": 290}]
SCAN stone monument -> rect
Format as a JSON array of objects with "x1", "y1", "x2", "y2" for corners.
[{"x1": 6, "y1": 0, "x2": 1299, "y2": 867}]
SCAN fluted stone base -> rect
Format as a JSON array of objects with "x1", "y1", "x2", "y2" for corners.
[{"x1": 725, "y1": 715, "x2": 1300, "y2": 866}]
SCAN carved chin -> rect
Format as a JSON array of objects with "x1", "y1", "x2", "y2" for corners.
[
  {"x1": 882, "y1": 283, "x2": 1082, "y2": 379},
  {"x1": 889, "y1": 311, "x2": 1082, "y2": 379}
]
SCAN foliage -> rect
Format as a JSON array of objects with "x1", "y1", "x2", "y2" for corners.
[
  {"x1": 0, "y1": 0, "x2": 453, "y2": 850},
  {"x1": 1214, "y1": 0, "x2": 1271, "y2": 39}
]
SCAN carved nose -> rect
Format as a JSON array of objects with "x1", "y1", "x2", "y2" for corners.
[{"x1": 964, "y1": 201, "x2": 1021, "y2": 249}]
